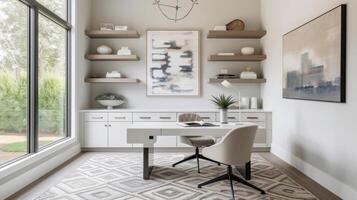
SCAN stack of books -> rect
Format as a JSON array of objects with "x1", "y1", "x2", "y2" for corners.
[{"x1": 216, "y1": 74, "x2": 237, "y2": 79}]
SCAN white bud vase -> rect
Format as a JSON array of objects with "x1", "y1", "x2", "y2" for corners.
[{"x1": 220, "y1": 109, "x2": 228, "y2": 124}]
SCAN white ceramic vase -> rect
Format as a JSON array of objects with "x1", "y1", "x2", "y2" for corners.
[
  {"x1": 220, "y1": 109, "x2": 228, "y2": 124},
  {"x1": 241, "y1": 47, "x2": 255, "y2": 55},
  {"x1": 240, "y1": 97, "x2": 250, "y2": 109},
  {"x1": 97, "y1": 45, "x2": 113, "y2": 55}
]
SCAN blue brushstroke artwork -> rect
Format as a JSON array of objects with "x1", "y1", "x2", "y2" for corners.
[{"x1": 147, "y1": 31, "x2": 200, "y2": 96}]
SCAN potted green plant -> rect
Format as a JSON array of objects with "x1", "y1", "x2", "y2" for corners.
[{"x1": 211, "y1": 94, "x2": 237, "y2": 124}]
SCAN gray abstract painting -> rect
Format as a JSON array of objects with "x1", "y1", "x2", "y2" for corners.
[
  {"x1": 147, "y1": 31, "x2": 200, "y2": 96},
  {"x1": 283, "y1": 5, "x2": 346, "y2": 102}
]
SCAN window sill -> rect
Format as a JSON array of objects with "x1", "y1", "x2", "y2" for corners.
[{"x1": 0, "y1": 137, "x2": 79, "y2": 183}]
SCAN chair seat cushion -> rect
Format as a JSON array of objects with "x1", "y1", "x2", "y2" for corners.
[{"x1": 186, "y1": 136, "x2": 215, "y2": 147}]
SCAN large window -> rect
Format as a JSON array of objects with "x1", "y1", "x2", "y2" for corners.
[{"x1": 0, "y1": 0, "x2": 71, "y2": 166}]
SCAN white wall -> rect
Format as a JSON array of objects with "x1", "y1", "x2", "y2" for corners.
[
  {"x1": 261, "y1": 0, "x2": 357, "y2": 199},
  {"x1": 87, "y1": 0, "x2": 263, "y2": 109}
]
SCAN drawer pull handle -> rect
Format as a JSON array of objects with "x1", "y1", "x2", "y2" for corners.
[
  {"x1": 201, "y1": 117, "x2": 210, "y2": 119},
  {"x1": 228, "y1": 117, "x2": 236, "y2": 119},
  {"x1": 160, "y1": 117, "x2": 171, "y2": 119},
  {"x1": 115, "y1": 117, "x2": 126, "y2": 119},
  {"x1": 247, "y1": 117, "x2": 259, "y2": 119},
  {"x1": 92, "y1": 117, "x2": 103, "y2": 119},
  {"x1": 140, "y1": 117, "x2": 151, "y2": 119}
]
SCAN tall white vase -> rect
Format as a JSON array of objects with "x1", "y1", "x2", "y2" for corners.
[{"x1": 220, "y1": 109, "x2": 228, "y2": 124}]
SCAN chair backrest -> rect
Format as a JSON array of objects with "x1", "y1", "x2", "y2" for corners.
[
  {"x1": 205, "y1": 125, "x2": 257, "y2": 166},
  {"x1": 178, "y1": 113, "x2": 201, "y2": 122}
]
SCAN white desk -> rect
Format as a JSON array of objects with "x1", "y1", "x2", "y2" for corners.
[{"x1": 127, "y1": 122, "x2": 254, "y2": 179}]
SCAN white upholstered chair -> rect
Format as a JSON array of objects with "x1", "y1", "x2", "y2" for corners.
[
  {"x1": 197, "y1": 125, "x2": 266, "y2": 199},
  {"x1": 172, "y1": 113, "x2": 220, "y2": 173}
]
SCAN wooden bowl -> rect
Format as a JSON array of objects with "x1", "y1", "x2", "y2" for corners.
[{"x1": 226, "y1": 19, "x2": 245, "y2": 31}]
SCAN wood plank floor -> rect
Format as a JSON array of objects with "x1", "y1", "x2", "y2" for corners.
[
  {"x1": 259, "y1": 153, "x2": 341, "y2": 200},
  {"x1": 8, "y1": 152, "x2": 341, "y2": 200}
]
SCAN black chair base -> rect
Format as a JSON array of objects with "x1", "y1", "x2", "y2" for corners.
[
  {"x1": 198, "y1": 165, "x2": 265, "y2": 199},
  {"x1": 172, "y1": 147, "x2": 220, "y2": 173}
]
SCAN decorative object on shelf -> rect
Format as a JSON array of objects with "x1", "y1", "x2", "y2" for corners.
[
  {"x1": 95, "y1": 93, "x2": 125, "y2": 109},
  {"x1": 117, "y1": 47, "x2": 132, "y2": 56},
  {"x1": 250, "y1": 97, "x2": 258, "y2": 109},
  {"x1": 211, "y1": 94, "x2": 236, "y2": 124},
  {"x1": 217, "y1": 52, "x2": 235, "y2": 56},
  {"x1": 241, "y1": 47, "x2": 255, "y2": 55},
  {"x1": 96, "y1": 45, "x2": 113, "y2": 55},
  {"x1": 216, "y1": 68, "x2": 237, "y2": 79},
  {"x1": 153, "y1": 0, "x2": 199, "y2": 22},
  {"x1": 106, "y1": 71, "x2": 122, "y2": 78},
  {"x1": 240, "y1": 67, "x2": 257, "y2": 79},
  {"x1": 240, "y1": 97, "x2": 250, "y2": 109},
  {"x1": 100, "y1": 23, "x2": 114, "y2": 31},
  {"x1": 226, "y1": 19, "x2": 245, "y2": 31},
  {"x1": 213, "y1": 26, "x2": 227, "y2": 31},
  {"x1": 283, "y1": 5, "x2": 346, "y2": 103},
  {"x1": 114, "y1": 25, "x2": 128, "y2": 31},
  {"x1": 147, "y1": 30, "x2": 200, "y2": 96},
  {"x1": 216, "y1": 74, "x2": 237, "y2": 79}
]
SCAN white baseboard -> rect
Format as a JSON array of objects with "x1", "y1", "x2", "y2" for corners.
[
  {"x1": 271, "y1": 143, "x2": 357, "y2": 200},
  {"x1": 0, "y1": 142, "x2": 81, "y2": 200}
]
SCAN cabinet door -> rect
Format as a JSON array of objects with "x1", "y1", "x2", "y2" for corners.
[
  {"x1": 108, "y1": 122, "x2": 133, "y2": 147},
  {"x1": 84, "y1": 122, "x2": 108, "y2": 147}
]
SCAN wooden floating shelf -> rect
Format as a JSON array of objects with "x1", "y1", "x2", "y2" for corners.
[
  {"x1": 85, "y1": 78, "x2": 140, "y2": 83},
  {"x1": 85, "y1": 30, "x2": 140, "y2": 38},
  {"x1": 209, "y1": 54, "x2": 266, "y2": 62},
  {"x1": 85, "y1": 54, "x2": 139, "y2": 61},
  {"x1": 209, "y1": 78, "x2": 266, "y2": 84},
  {"x1": 207, "y1": 30, "x2": 267, "y2": 39}
]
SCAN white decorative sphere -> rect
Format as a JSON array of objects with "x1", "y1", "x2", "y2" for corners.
[
  {"x1": 97, "y1": 45, "x2": 113, "y2": 55},
  {"x1": 241, "y1": 47, "x2": 255, "y2": 55}
]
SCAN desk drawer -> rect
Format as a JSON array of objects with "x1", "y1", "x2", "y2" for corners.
[
  {"x1": 133, "y1": 113, "x2": 176, "y2": 122},
  {"x1": 85, "y1": 113, "x2": 107, "y2": 122},
  {"x1": 241, "y1": 113, "x2": 266, "y2": 122},
  {"x1": 109, "y1": 113, "x2": 132, "y2": 122}
]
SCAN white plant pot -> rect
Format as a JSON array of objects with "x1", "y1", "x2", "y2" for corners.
[
  {"x1": 220, "y1": 109, "x2": 228, "y2": 124},
  {"x1": 97, "y1": 45, "x2": 113, "y2": 55}
]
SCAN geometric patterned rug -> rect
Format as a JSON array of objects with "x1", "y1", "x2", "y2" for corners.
[{"x1": 32, "y1": 153, "x2": 319, "y2": 200}]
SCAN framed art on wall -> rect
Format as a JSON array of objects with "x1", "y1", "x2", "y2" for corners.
[
  {"x1": 283, "y1": 4, "x2": 347, "y2": 103},
  {"x1": 146, "y1": 30, "x2": 200, "y2": 96}
]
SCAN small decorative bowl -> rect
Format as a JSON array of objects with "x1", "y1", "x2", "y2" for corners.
[
  {"x1": 95, "y1": 93, "x2": 125, "y2": 109},
  {"x1": 97, "y1": 45, "x2": 113, "y2": 55},
  {"x1": 97, "y1": 100, "x2": 124, "y2": 109}
]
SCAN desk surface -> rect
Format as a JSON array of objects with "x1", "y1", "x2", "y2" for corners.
[{"x1": 126, "y1": 122, "x2": 254, "y2": 130}]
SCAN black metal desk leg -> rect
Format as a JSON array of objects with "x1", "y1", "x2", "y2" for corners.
[
  {"x1": 236, "y1": 161, "x2": 251, "y2": 180},
  {"x1": 143, "y1": 147, "x2": 153, "y2": 180}
]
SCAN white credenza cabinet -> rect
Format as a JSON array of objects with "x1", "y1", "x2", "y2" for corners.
[{"x1": 80, "y1": 110, "x2": 272, "y2": 150}]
